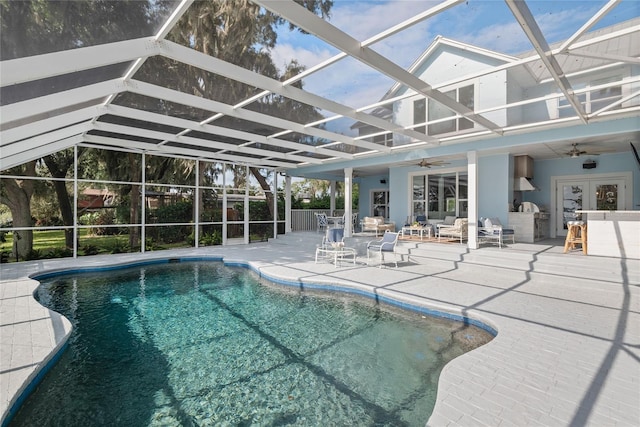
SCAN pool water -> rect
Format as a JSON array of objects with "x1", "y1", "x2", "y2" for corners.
[{"x1": 11, "y1": 261, "x2": 493, "y2": 426}]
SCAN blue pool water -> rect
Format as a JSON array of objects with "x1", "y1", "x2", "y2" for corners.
[{"x1": 11, "y1": 261, "x2": 493, "y2": 426}]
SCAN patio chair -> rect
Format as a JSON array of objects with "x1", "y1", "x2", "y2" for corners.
[
  {"x1": 321, "y1": 227, "x2": 345, "y2": 249},
  {"x1": 437, "y1": 218, "x2": 468, "y2": 243},
  {"x1": 478, "y1": 217, "x2": 515, "y2": 248},
  {"x1": 315, "y1": 212, "x2": 328, "y2": 233},
  {"x1": 367, "y1": 230, "x2": 399, "y2": 268},
  {"x1": 362, "y1": 216, "x2": 396, "y2": 236}
]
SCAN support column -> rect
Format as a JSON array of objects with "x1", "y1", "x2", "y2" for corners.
[
  {"x1": 244, "y1": 165, "x2": 250, "y2": 244},
  {"x1": 285, "y1": 175, "x2": 292, "y2": 233},
  {"x1": 222, "y1": 163, "x2": 228, "y2": 245},
  {"x1": 344, "y1": 168, "x2": 353, "y2": 237},
  {"x1": 329, "y1": 180, "x2": 336, "y2": 215},
  {"x1": 468, "y1": 150, "x2": 479, "y2": 249}
]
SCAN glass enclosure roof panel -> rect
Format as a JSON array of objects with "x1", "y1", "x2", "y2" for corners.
[
  {"x1": 302, "y1": 55, "x2": 397, "y2": 110},
  {"x1": 0, "y1": 0, "x2": 182, "y2": 60},
  {"x1": 87, "y1": 129, "x2": 163, "y2": 145},
  {"x1": 166, "y1": 0, "x2": 340, "y2": 81},
  {"x1": 293, "y1": 152, "x2": 333, "y2": 161},
  {"x1": 132, "y1": 56, "x2": 264, "y2": 106},
  {"x1": 185, "y1": 130, "x2": 248, "y2": 146},
  {"x1": 244, "y1": 143, "x2": 295, "y2": 154},
  {"x1": 165, "y1": 142, "x2": 221, "y2": 154},
  {"x1": 271, "y1": 132, "x2": 329, "y2": 148},
  {"x1": 111, "y1": 93, "x2": 217, "y2": 121},
  {"x1": 210, "y1": 116, "x2": 286, "y2": 137},
  {"x1": 319, "y1": 143, "x2": 370, "y2": 156},
  {"x1": 96, "y1": 114, "x2": 185, "y2": 135},
  {"x1": 1, "y1": 98, "x2": 107, "y2": 131},
  {"x1": 0, "y1": 63, "x2": 132, "y2": 106},
  {"x1": 242, "y1": 94, "x2": 327, "y2": 125}
]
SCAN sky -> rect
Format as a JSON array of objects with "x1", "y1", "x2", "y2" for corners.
[{"x1": 268, "y1": 0, "x2": 639, "y2": 123}]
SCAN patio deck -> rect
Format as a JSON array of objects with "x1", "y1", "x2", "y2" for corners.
[{"x1": 1, "y1": 232, "x2": 639, "y2": 426}]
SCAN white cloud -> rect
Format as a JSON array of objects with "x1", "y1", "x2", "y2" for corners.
[{"x1": 270, "y1": 43, "x2": 334, "y2": 72}]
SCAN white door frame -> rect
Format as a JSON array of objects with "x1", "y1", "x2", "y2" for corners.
[
  {"x1": 549, "y1": 171, "x2": 632, "y2": 238},
  {"x1": 370, "y1": 188, "x2": 389, "y2": 218}
]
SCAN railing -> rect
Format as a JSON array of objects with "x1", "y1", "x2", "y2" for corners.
[{"x1": 290, "y1": 209, "x2": 348, "y2": 231}]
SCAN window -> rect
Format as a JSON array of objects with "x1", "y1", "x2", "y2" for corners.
[
  {"x1": 428, "y1": 84, "x2": 474, "y2": 135},
  {"x1": 558, "y1": 76, "x2": 622, "y2": 118},
  {"x1": 413, "y1": 98, "x2": 426, "y2": 134},
  {"x1": 372, "y1": 190, "x2": 389, "y2": 218},
  {"x1": 411, "y1": 172, "x2": 468, "y2": 220}
]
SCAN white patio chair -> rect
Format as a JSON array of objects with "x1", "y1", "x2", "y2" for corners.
[
  {"x1": 315, "y1": 212, "x2": 328, "y2": 233},
  {"x1": 367, "y1": 230, "x2": 399, "y2": 268}
]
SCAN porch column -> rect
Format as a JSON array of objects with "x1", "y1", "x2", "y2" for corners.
[
  {"x1": 468, "y1": 150, "x2": 479, "y2": 249},
  {"x1": 329, "y1": 180, "x2": 336, "y2": 215},
  {"x1": 285, "y1": 175, "x2": 292, "y2": 233},
  {"x1": 344, "y1": 168, "x2": 353, "y2": 237}
]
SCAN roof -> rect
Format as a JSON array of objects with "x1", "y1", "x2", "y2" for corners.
[{"x1": 1, "y1": 1, "x2": 638, "y2": 173}]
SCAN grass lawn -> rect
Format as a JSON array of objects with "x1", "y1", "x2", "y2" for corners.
[{"x1": 0, "y1": 229, "x2": 191, "y2": 262}]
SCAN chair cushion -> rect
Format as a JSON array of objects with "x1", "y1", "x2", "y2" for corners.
[
  {"x1": 443, "y1": 215, "x2": 457, "y2": 225},
  {"x1": 329, "y1": 227, "x2": 344, "y2": 242}
]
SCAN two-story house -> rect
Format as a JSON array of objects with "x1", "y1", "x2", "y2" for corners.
[{"x1": 327, "y1": 17, "x2": 638, "y2": 248}]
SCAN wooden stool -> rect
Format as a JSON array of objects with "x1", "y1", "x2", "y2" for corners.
[{"x1": 563, "y1": 221, "x2": 587, "y2": 254}]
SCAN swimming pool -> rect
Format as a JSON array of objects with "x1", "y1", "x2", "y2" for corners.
[{"x1": 10, "y1": 261, "x2": 493, "y2": 426}]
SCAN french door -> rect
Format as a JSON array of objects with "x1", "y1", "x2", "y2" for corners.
[
  {"x1": 555, "y1": 178, "x2": 625, "y2": 236},
  {"x1": 371, "y1": 190, "x2": 389, "y2": 218}
]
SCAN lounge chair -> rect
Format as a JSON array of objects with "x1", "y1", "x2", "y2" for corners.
[
  {"x1": 437, "y1": 218, "x2": 468, "y2": 243},
  {"x1": 321, "y1": 227, "x2": 345, "y2": 249},
  {"x1": 367, "y1": 230, "x2": 399, "y2": 268},
  {"x1": 362, "y1": 216, "x2": 396, "y2": 236},
  {"x1": 478, "y1": 217, "x2": 515, "y2": 248}
]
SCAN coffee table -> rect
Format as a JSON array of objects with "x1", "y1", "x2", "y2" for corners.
[
  {"x1": 401, "y1": 225, "x2": 432, "y2": 240},
  {"x1": 315, "y1": 246, "x2": 357, "y2": 267}
]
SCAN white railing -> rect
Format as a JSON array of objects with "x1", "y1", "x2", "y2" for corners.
[{"x1": 290, "y1": 209, "x2": 348, "y2": 231}]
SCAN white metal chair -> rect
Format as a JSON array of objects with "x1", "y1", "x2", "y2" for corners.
[
  {"x1": 367, "y1": 230, "x2": 399, "y2": 268},
  {"x1": 478, "y1": 217, "x2": 515, "y2": 248},
  {"x1": 315, "y1": 212, "x2": 328, "y2": 233},
  {"x1": 321, "y1": 227, "x2": 345, "y2": 249}
]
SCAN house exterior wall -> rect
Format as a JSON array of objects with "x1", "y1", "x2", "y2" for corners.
[
  {"x1": 525, "y1": 151, "x2": 640, "y2": 210},
  {"x1": 357, "y1": 175, "x2": 389, "y2": 219},
  {"x1": 393, "y1": 45, "x2": 510, "y2": 142},
  {"x1": 478, "y1": 154, "x2": 511, "y2": 225}
]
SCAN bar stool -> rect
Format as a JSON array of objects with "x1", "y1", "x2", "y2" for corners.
[{"x1": 563, "y1": 221, "x2": 587, "y2": 254}]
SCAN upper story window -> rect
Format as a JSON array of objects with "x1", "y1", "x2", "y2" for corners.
[
  {"x1": 558, "y1": 76, "x2": 622, "y2": 118},
  {"x1": 413, "y1": 98, "x2": 426, "y2": 134},
  {"x1": 427, "y1": 84, "x2": 474, "y2": 135}
]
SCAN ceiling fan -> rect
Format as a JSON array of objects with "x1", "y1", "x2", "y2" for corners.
[
  {"x1": 565, "y1": 143, "x2": 592, "y2": 158},
  {"x1": 416, "y1": 159, "x2": 450, "y2": 168}
]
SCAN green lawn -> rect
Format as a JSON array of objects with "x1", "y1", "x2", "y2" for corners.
[{"x1": 0, "y1": 229, "x2": 191, "y2": 262}]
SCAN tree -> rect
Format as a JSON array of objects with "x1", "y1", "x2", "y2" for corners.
[
  {"x1": 0, "y1": 0, "x2": 171, "y2": 255},
  {"x1": 161, "y1": 0, "x2": 334, "y2": 220},
  {"x1": 43, "y1": 149, "x2": 78, "y2": 248},
  {"x1": 0, "y1": 162, "x2": 37, "y2": 259}
]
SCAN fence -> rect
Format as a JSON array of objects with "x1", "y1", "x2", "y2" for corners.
[{"x1": 290, "y1": 209, "x2": 348, "y2": 231}]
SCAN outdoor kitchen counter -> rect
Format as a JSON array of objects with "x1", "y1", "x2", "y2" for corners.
[{"x1": 576, "y1": 210, "x2": 640, "y2": 259}]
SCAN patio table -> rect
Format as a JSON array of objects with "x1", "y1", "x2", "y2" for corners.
[
  {"x1": 401, "y1": 225, "x2": 431, "y2": 240},
  {"x1": 315, "y1": 246, "x2": 357, "y2": 267}
]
